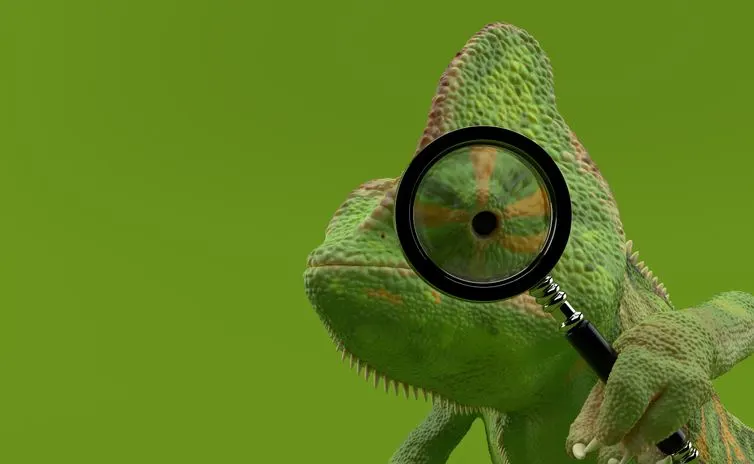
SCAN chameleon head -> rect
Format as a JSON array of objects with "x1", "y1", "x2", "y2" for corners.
[
  {"x1": 304, "y1": 175, "x2": 567, "y2": 411},
  {"x1": 304, "y1": 23, "x2": 626, "y2": 411}
]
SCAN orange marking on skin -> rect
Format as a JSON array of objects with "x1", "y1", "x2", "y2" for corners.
[
  {"x1": 396, "y1": 268, "x2": 414, "y2": 277},
  {"x1": 498, "y1": 231, "x2": 547, "y2": 253},
  {"x1": 430, "y1": 290, "x2": 441, "y2": 304},
  {"x1": 713, "y1": 395, "x2": 744, "y2": 463},
  {"x1": 469, "y1": 145, "x2": 497, "y2": 207},
  {"x1": 308, "y1": 259, "x2": 411, "y2": 269},
  {"x1": 470, "y1": 234, "x2": 494, "y2": 267},
  {"x1": 359, "y1": 178, "x2": 398, "y2": 191},
  {"x1": 566, "y1": 356, "x2": 588, "y2": 382},
  {"x1": 502, "y1": 188, "x2": 549, "y2": 218},
  {"x1": 569, "y1": 131, "x2": 603, "y2": 177},
  {"x1": 498, "y1": 293, "x2": 553, "y2": 319},
  {"x1": 413, "y1": 203, "x2": 470, "y2": 227},
  {"x1": 697, "y1": 406, "x2": 711, "y2": 462},
  {"x1": 366, "y1": 288, "x2": 403, "y2": 305}
]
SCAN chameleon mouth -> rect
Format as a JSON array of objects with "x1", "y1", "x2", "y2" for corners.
[
  {"x1": 307, "y1": 262, "x2": 555, "y2": 320},
  {"x1": 306, "y1": 257, "x2": 414, "y2": 273},
  {"x1": 308, "y1": 262, "x2": 412, "y2": 271},
  {"x1": 318, "y1": 315, "x2": 499, "y2": 416}
]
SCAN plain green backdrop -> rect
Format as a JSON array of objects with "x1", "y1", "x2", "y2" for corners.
[{"x1": 2, "y1": 0, "x2": 753, "y2": 462}]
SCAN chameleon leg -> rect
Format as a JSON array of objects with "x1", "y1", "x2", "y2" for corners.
[
  {"x1": 481, "y1": 410, "x2": 510, "y2": 464},
  {"x1": 389, "y1": 403, "x2": 477, "y2": 464}
]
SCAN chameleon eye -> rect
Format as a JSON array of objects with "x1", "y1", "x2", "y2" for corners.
[
  {"x1": 410, "y1": 144, "x2": 552, "y2": 283},
  {"x1": 470, "y1": 210, "x2": 499, "y2": 238}
]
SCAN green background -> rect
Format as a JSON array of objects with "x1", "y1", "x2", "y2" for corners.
[{"x1": 2, "y1": 0, "x2": 753, "y2": 462}]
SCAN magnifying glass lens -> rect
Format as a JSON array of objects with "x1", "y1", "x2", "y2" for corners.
[{"x1": 413, "y1": 144, "x2": 552, "y2": 283}]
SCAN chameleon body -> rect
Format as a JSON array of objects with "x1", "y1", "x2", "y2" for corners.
[{"x1": 303, "y1": 23, "x2": 754, "y2": 463}]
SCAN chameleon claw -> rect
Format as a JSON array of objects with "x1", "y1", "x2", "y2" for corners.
[
  {"x1": 572, "y1": 442, "x2": 586, "y2": 459},
  {"x1": 572, "y1": 443, "x2": 586, "y2": 459},
  {"x1": 584, "y1": 438, "x2": 601, "y2": 453},
  {"x1": 619, "y1": 453, "x2": 632, "y2": 464}
]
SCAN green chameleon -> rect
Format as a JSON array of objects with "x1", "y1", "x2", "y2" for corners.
[{"x1": 303, "y1": 23, "x2": 754, "y2": 464}]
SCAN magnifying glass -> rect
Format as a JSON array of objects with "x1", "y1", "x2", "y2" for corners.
[{"x1": 393, "y1": 126, "x2": 699, "y2": 463}]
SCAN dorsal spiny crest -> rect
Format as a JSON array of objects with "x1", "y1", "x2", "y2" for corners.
[{"x1": 625, "y1": 239, "x2": 672, "y2": 305}]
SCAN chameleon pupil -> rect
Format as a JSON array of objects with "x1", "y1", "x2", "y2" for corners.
[{"x1": 471, "y1": 210, "x2": 498, "y2": 237}]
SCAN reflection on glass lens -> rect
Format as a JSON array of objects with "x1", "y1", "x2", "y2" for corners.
[{"x1": 412, "y1": 144, "x2": 552, "y2": 283}]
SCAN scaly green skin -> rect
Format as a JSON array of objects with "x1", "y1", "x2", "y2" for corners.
[{"x1": 304, "y1": 23, "x2": 754, "y2": 463}]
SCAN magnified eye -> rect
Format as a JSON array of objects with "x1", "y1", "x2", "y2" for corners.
[{"x1": 412, "y1": 144, "x2": 552, "y2": 283}]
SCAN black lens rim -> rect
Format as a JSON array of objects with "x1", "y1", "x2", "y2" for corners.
[{"x1": 394, "y1": 125, "x2": 572, "y2": 302}]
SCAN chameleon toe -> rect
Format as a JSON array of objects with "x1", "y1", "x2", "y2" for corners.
[{"x1": 584, "y1": 438, "x2": 601, "y2": 453}]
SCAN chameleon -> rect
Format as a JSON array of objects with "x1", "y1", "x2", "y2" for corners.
[{"x1": 303, "y1": 22, "x2": 754, "y2": 464}]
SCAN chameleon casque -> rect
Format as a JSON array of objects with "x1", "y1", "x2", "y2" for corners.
[{"x1": 303, "y1": 23, "x2": 754, "y2": 464}]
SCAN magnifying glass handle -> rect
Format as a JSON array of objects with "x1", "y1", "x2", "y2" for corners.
[
  {"x1": 565, "y1": 318, "x2": 699, "y2": 461},
  {"x1": 531, "y1": 276, "x2": 701, "y2": 463}
]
